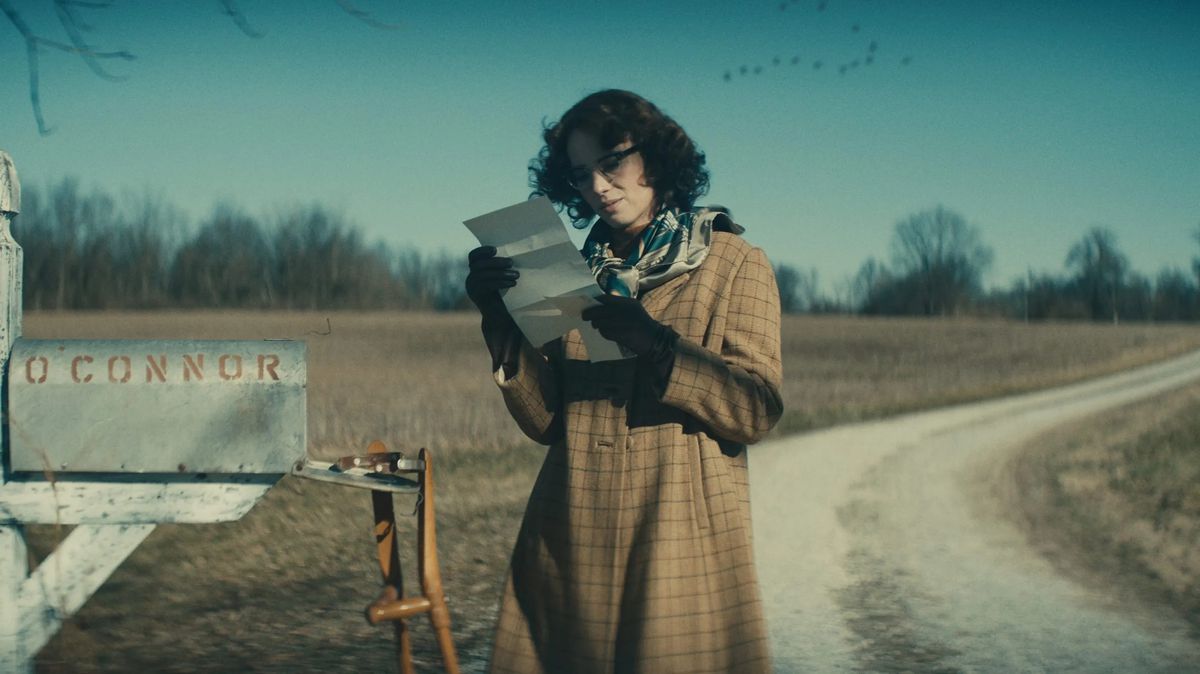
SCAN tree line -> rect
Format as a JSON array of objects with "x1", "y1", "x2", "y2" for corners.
[
  {"x1": 12, "y1": 178, "x2": 1199, "y2": 321},
  {"x1": 775, "y1": 205, "x2": 1200, "y2": 322},
  {"x1": 13, "y1": 178, "x2": 466, "y2": 311}
]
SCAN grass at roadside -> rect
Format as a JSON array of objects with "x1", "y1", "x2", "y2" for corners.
[
  {"x1": 773, "y1": 315, "x2": 1200, "y2": 434},
  {"x1": 23, "y1": 311, "x2": 1200, "y2": 447},
  {"x1": 1006, "y1": 380, "x2": 1200, "y2": 634},
  {"x1": 20, "y1": 310, "x2": 1200, "y2": 671}
]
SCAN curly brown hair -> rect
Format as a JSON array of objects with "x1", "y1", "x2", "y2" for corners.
[{"x1": 530, "y1": 89, "x2": 710, "y2": 228}]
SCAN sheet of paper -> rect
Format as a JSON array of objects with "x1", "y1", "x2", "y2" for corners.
[{"x1": 464, "y1": 197, "x2": 628, "y2": 362}]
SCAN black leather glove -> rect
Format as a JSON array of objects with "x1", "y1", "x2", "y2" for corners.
[
  {"x1": 582, "y1": 294, "x2": 676, "y2": 358},
  {"x1": 466, "y1": 246, "x2": 523, "y2": 374},
  {"x1": 465, "y1": 246, "x2": 518, "y2": 320}
]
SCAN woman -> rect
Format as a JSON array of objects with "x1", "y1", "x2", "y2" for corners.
[{"x1": 466, "y1": 89, "x2": 783, "y2": 674}]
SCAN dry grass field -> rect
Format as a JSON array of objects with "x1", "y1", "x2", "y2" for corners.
[
  {"x1": 21, "y1": 311, "x2": 1200, "y2": 672},
  {"x1": 1007, "y1": 379, "x2": 1200, "y2": 635}
]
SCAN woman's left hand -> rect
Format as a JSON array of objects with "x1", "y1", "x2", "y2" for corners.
[{"x1": 581, "y1": 294, "x2": 665, "y2": 356}]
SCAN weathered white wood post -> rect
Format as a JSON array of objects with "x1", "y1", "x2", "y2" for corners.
[
  {"x1": 0, "y1": 151, "x2": 20, "y2": 372},
  {"x1": 1, "y1": 150, "x2": 29, "y2": 672},
  {"x1": 0, "y1": 150, "x2": 307, "y2": 672}
]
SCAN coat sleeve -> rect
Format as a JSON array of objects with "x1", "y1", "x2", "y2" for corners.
[
  {"x1": 491, "y1": 330, "x2": 564, "y2": 445},
  {"x1": 659, "y1": 246, "x2": 784, "y2": 444}
]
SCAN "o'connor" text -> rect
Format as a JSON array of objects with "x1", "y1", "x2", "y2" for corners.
[{"x1": 22, "y1": 353, "x2": 283, "y2": 384}]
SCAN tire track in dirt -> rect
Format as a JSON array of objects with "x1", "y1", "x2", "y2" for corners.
[
  {"x1": 834, "y1": 495, "x2": 962, "y2": 674},
  {"x1": 751, "y1": 349, "x2": 1200, "y2": 673}
]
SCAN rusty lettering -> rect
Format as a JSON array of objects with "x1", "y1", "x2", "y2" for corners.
[
  {"x1": 25, "y1": 356, "x2": 48, "y2": 384},
  {"x1": 71, "y1": 355, "x2": 95, "y2": 383},
  {"x1": 108, "y1": 356, "x2": 132, "y2": 383},
  {"x1": 145, "y1": 354, "x2": 168, "y2": 383},
  {"x1": 257, "y1": 354, "x2": 280, "y2": 381},
  {"x1": 183, "y1": 354, "x2": 204, "y2": 381},
  {"x1": 219, "y1": 354, "x2": 243, "y2": 381},
  {"x1": 17, "y1": 351, "x2": 290, "y2": 386}
]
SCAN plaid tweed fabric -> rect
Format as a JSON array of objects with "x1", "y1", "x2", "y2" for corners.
[{"x1": 486, "y1": 232, "x2": 784, "y2": 674}]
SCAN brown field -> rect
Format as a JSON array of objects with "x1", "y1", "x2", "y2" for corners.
[
  {"x1": 1007, "y1": 379, "x2": 1200, "y2": 634},
  {"x1": 22, "y1": 311, "x2": 1200, "y2": 672}
]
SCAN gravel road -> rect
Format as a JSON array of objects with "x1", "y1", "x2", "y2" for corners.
[{"x1": 751, "y1": 349, "x2": 1200, "y2": 673}]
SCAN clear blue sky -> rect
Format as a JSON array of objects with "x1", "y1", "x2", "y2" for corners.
[{"x1": 3, "y1": 0, "x2": 1197, "y2": 295}]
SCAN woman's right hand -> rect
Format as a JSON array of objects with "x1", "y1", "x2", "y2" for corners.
[{"x1": 465, "y1": 246, "x2": 519, "y2": 318}]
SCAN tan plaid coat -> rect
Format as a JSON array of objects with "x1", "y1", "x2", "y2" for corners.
[{"x1": 486, "y1": 231, "x2": 784, "y2": 674}]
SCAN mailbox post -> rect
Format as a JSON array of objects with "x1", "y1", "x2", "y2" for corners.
[{"x1": 0, "y1": 151, "x2": 307, "y2": 672}]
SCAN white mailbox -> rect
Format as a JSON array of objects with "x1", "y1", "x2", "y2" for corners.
[
  {"x1": 0, "y1": 150, "x2": 309, "y2": 672},
  {"x1": 8, "y1": 339, "x2": 305, "y2": 475}
]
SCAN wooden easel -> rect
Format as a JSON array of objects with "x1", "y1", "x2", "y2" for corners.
[{"x1": 295, "y1": 442, "x2": 459, "y2": 673}]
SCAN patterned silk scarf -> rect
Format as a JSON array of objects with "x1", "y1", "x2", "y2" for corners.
[{"x1": 582, "y1": 208, "x2": 719, "y2": 298}]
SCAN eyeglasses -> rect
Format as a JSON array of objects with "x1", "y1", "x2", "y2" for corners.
[{"x1": 567, "y1": 145, "x2": 640, "y2": 190}]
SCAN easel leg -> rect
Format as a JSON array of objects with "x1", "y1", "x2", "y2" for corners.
[
  {"x1": 1, "y1": 525, "x2": 33, "y2": 674},
  {"x1": 429, "y1": 599, "x2": 460, "y2": 674},
  {"x1": 369, "y1": 438, "x2": 415, "y2": 674},
  {"x1": 417, "y1": 449, "x2": 460, "y2": 674},
  {"x1": 374, "y1": 499, "x2": 415, "y2": 674},
  {"x1": 393, "y1": 618, "x2": 414, "y2": 674}
]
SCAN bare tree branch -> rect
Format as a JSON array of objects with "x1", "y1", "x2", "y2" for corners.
[
  {"x1": 219, "y1": 0, "x2": 265, "y2": 38},
  {"x1": 31, "y1": 34, "x2": 134, "y2": 59},
  {"x1": 3, "y1": 0, "x2": 134, "y2": 134},
  {"x1": 54, "y1": 0, "x2": 130, "y2": 81},
  {"x1": 25, "y1": 37, "x2": 51, "y2": 135},
  {"x1": 63, "y1": 1, "x2": 115, "y2": 10},
  {"x1": 55, "y1": 0, "x2": 122, "y2": 31},
  {"x1": 2, "y1": 0, "x2": 53, "y2": 135},
  {"x1": 335, "y1": 0, "x2": 401, "y2": 30},
  {"x1": 58, "y1": 0, "x2": 102, "y2": 31},
  {"x1": 5, "y1": 1, "x2": 401, "y2": 134}
]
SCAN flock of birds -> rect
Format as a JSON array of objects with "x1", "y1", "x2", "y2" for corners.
[{"x1": 722, "y1": 0, "x2": 913, "y2": 81}]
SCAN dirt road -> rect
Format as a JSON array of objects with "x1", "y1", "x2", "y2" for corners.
[{"x1": 751, "y1": 349, "x2": 1200, "y2": 673}]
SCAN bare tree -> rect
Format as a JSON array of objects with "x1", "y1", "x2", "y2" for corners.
[
  {"x1": 775, "y1": 263, "x2": 799, "y2": 313},
  {"x1": 849, "y1": 256, "x2": 886, "y2": 312},
  {"x1": 776, "y1": 263, "x2": 825, "y2": 314},
  {"x1": 2, "y1": 0, "x2": 400, "y2": 134},
  {"x1": 1193, "y1": 224, "x2": 1200, "y2": 287},
  {"x1": 889, "y1": 205, "x2": 993, "y2": 315},
  {"x1": 113, "y1": 191, "x2": 184, "y2": 307},
  {"x1": 271, "y1": 204, "x2": 398, "y2": 310},
  {"x1": 169, "y1": 204, "x2": 273, "y2": 307},
  {"x1": 1153, "y1": 267, "x2": 1199, "y2": 321},
  {"x1": 1066, "y1": 226, "x2": 1128, "y2": 323}
]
